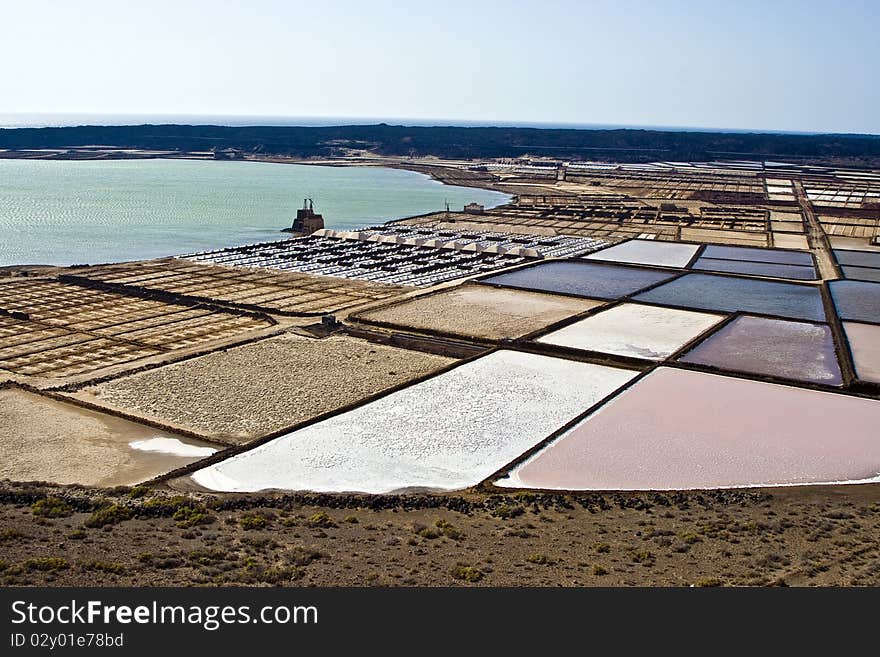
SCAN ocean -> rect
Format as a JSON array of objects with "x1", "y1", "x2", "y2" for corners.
[{"x1": 0, "y1": 159, "x2": 510, "y2": 267}]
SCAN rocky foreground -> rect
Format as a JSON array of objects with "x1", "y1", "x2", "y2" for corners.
[{"x1": 1, "y1": 481, "x2": 878, "y2": 587}]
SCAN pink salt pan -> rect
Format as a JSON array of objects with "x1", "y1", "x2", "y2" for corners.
[{"x1": 500, "y1": 367, "x2": 880, "y2": 490}]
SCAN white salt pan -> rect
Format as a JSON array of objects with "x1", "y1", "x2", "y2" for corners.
[
  {"x1": 585, "y1": 239, "x2": 699, "y2": 268},
  {"x1": 191, "y1": 350, "x2": 638, "y2": 494},
  {"x1": 537, "y1": 303, "x2": 723, "y2": 360},
  {"x1": 129, "y1": 437, "x2": 217, "y2": 458}
]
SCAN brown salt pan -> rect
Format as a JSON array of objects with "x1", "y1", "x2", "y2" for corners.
[
  {"x1": 0, "y1": 389, "x2": 216, "y2": 487},
  {"x1": 355, "y1": 285, "x2": 604, "y2": 340},
  {"x1": 679, "y1": 315, "x2": 842, "y2": 385},
  {"x1": 504, "y1": 367, "x2": 880, "y2": 490}
]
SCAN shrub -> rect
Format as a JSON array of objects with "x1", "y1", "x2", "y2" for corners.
[
  {"x1": 188, "y1": 548, "x2": 231, "y2": 567},
  {"x1": 306, "y1": 512, "x2": 336, "y2": 529},
  {"x1": 695, "y1": 577, "x2": 723, "y2": 587},
  {"x1": 490, "y1": 503, "x2": 524, "y2": 519},
  {"x1": 343, "y1": 515, "x2": 359, "y2": 524},
  {"x1": 592, "y1": 564, "x2": 608, "y2": 576},
  {"x1": 32, "y1": 497, "x2": 72, "y2": 519},
  {"x1": 0, "y1": 529, "x2": 26, "y2": 542},
  {"x1": 416, "y1": 526, "x2": 441, "y2": 540},
  {"x1": 526, "y1": 553, "x2": 553, "y2": 565},
  {"x1": 595, "y1": 542, "x2": 611, "y2": 554},
  {"x1": 260, "y1": 565, "x2": 300, "y2": 584},
  {"x1": 435, "y1": 519, "x2": 464, "y2": 540},
  {"x1": 284, "y1": 545, "x2": 323, "y2": 567},
  {"x1": 450, "y1": 565, "x2": 483, "y2": 582},
  {"x1": 240, "y1": 535, "x2": 276, "y2": 549},
  {"x1": 142, "y1": 496, "x2": 189, "y2": 514},
  {"x1": 85, "y1": 504, "x2": 131, "y2": 528},
  {"x1": 239, "y1": 511, "x2": 273, "y2": 530},
  {"x1": 80, "y1": 560, "x2": 126, "y2": 575},
  {"x1": 503, "y1": 528, "x2": 534, "y2": 538},
  {"x1": 24, "y1": 557, "x2": 69, "y2": 571},
  {"x1": 153, "y1": 556, "x2": 183, "y2": 569},
  {"x1": 127, "y1": 486, "x2": 150, "y2": 499},
  {"x1": 173, "y1": 504, "x2": 214, "y2": 529},
  {"x1": 631, "y1": 550, "x2": 654, "y2": 564}
]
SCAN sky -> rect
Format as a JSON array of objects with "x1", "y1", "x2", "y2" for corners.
[{"x1": 1, "y1": 0, "x2": 878, "y2": 134}]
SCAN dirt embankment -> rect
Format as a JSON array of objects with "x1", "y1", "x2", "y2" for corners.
[{"x1": 1, "y1": 481, "x2": 878, "y2": 587}]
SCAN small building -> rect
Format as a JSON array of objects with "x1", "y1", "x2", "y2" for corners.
[
  {"x1": 285, "y1": 198, "x2": 325, "y2": 235},
  {"x1": 213, "y1": 148, "x2": 243, "y2": 160},
  {"x1": 463, "y1": 203, "x2": 485, "y2": 214}
]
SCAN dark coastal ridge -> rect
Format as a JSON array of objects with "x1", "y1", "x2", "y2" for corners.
[{"x1": 2, "y1": 123, "x2": 880, "y2": 164}]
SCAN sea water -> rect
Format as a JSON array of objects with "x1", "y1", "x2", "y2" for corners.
[{"x1": 0, "y1": 158, "x2": 509, "y2": 266}]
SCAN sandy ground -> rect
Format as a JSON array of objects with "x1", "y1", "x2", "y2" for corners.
[
  {"x1": 82, "y1": 333, "x2": 454, "y2": 443},
  {"x1": 772, "y1": 233, "x2": 810, "y2": 250},
  {"x1": 0, "y1": 389, "x2": 216, "y2": 487},
  {"x1": 2, "y1": 481, "x2": 879, "y2": 587},
  {"x1": 354, "y1": 285, "x2": 603, "y2": 341}
]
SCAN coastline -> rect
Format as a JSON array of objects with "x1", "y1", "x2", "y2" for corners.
[{"x1": 0, "y1": 148, "x2": 519, "y2": 196}]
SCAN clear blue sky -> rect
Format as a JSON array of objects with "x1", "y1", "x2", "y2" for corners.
[{"x1": 2, "y1": 0, "x2": 878, "y2": 133}]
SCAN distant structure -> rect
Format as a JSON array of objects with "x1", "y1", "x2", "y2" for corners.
[
  {"x1": 463, "y1": 202, "x2": 485, "y2": 214},
  {"x1": 284, "y1": 198, "x2": 325, "y2": 235},
  {"x1": 213, "y1": 148, "x2": 243, "y2": 160}
]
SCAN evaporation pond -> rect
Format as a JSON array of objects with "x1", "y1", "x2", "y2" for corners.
[
  {"x1": 190, "y1": 350, "x2": 638, "y2": 494},
  {"x1": 692, "y1": 257, "x2": 817, "y2": 280},
  {"x1": 835, "y1": 249, "x2": 880, "y2": 268},
  {"x1": 841, "y1": 266, "x2": 880, "y2": 283},
  {"x1": 355, "y1": 285, "x2": 604, "y2": 340},
  {"x1": 479, "y1": 261, "x2": 677, "y2": 300},
  {"x1": 829, "y1": 280, "x2": 880, "y2": 323},
  {"x1": 584, "y1": 240, "x2": 699, "y2": 268},
  {"x1": 0, "y1": 388, "x2": 217, "y2": 487},
  {"x1": 498, "y1": 367, "x2": 880, "y2": 490},
  {"x1": 634, "y1": 273, "x2": 826, "y2": 321},
  {"x1": 679, "y1": 315, "x2": 841, "y2": 384},
  {"x1": 844, "y1": 322, "x2": 880, "y2": 384},
  {"x1": 701, "y1": 244, "x2": 814, "y2": 266},
  {"x1": 536, "y1": 303, "x2": 722, "y2": 360}
]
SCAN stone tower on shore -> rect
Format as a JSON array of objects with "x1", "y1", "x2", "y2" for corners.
[{"x1": 285, "y1": 198, "x2": 325, "y2": 235}]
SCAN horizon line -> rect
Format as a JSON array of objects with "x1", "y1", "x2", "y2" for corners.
[{"x1": 1, "y1": 112, "x2": 878, "y2": 138}]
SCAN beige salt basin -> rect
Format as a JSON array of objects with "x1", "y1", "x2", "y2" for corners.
[
  {"x1": 354, "y1": 285, "x2": 605, "y2": 341},
  {"x1": 498, "y1": 367, "x2": 880, "y2": 491},
  {"x1": 0, "y1": 388, "x2": 218, "y2": 487},
  {"x1": 844, "y1": 321, "x2": 880, "y2": 384},
  {"x1": 82, "y1": 333, "x2": 455, "y2": 443}
]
